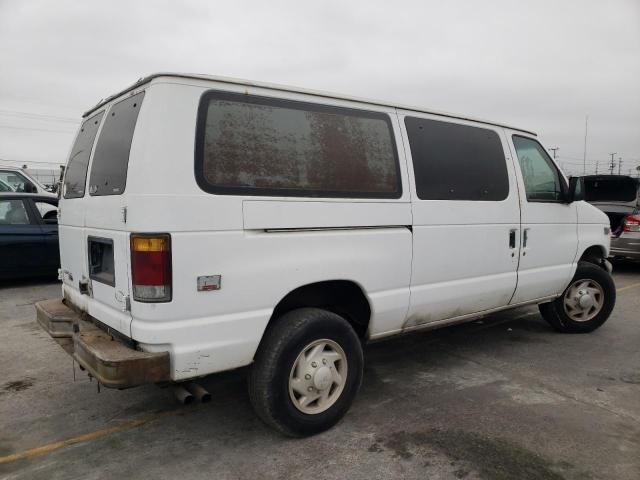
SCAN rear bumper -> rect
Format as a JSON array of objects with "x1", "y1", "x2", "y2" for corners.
[{"x1": 36, "y1": 298, "x2": 170, "y2": 388}]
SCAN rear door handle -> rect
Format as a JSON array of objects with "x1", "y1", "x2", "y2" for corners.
[
  {"x1": 509, "y1": 229, "x2": 517, "y2": 248},
  {"x1": 523, "y1": 228, "x2": 530, "y2": 248}
]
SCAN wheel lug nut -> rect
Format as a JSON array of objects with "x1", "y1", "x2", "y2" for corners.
[
  {"x1": 305, "y1": 374, "x2": 311, "y2": 380},
  {"x1": 311, "y1": 362, "x2": 317, "y2": 368},
  {"x1": 322, "y1": 359, "x2": 327, "y2": 365},
  {"x1": 308, "y1": 386, "x2": 314, "y2": 392}
]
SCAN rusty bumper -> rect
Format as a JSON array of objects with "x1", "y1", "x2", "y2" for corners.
[{"x1": 36, "y1": 298, "x2": 170, "y2": 389}]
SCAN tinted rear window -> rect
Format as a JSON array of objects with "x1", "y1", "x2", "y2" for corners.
[
  {"x1": 195, "y1": 91, "x2": 401, "y2": 198},
  {"x1": 584, "y1": 177, "x2": 638, "y2": 202},
  {"x1": 88, "y1": 92, "x2": 144, "y2": 196},
  {"x1": 63, "y1": 112, "x2": 104, "y2": 199},
  {"x1": 405, "y1": 117, "x2": 509, "y2": 201}
]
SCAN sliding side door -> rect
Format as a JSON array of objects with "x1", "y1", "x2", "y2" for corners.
[{"x1": 400, "y1": 114, "x2": 521, "y2": 329}]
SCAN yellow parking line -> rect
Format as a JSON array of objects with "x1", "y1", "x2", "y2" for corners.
[
  {"x1": 0, "y1": 414, "x2": 163, "y2": 465},
  {"x1": 617, "y1": 282, "x2": 640, "y2": 293}
]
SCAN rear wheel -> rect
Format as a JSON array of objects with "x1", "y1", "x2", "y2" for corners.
[
  {"x1": 539, "y1": 261, "x2": 616, "y2": 333},
  {"x1": 248, "y1": 308, "x2": 363, "y2": 437}
]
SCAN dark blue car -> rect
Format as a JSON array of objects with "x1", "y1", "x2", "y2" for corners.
[{"x1": 0, "y1": 193, "x2": 59, "y2": 280}]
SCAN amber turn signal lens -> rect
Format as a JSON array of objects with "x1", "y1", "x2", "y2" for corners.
[{"x1": 131, "y1": 236, "x2": 170, "y2": 252}]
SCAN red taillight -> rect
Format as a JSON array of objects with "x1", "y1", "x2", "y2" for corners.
[
  {"x1": 623, "y1": 215, "x2": 640, "y2": 233},
  {"x1": 130, "y1": 234, "x2": 172, "y2": 302}
]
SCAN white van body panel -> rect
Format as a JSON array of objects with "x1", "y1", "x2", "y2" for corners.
[
  {"x1": 242, "y1": 201, "x2": 411, "y2": 230},
  {"x1": 575, "y1": 200, "x2": 611, "y2": 259},
  {"x1": 134, "y1": 228, "x2": 412, "y2": 378},
  {"x1": 57, "y1": 74, "x2": 611, "y2": 382}
]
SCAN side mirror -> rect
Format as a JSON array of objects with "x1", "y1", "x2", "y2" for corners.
[{"x1": 567, "y1": 177, "x2": 584, "y2": 203}]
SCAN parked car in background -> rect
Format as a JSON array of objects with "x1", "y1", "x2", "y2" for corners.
[
  {"x1": 0, "y1": 193, "x2": 59, "y2": 280},
  {"x1": 582, "y1": 175, "x2": 640, "y2": 260},
  {"x1": 0, "y1": 167, "x2": 56, "y2": 197}
]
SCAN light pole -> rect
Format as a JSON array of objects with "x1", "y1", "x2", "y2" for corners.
[
  {"x1": 583, "y1": 115, "x2": 588, "y2": 174},
  {"x1": 609, "y1": 153, "x2": 617, "y2": 175}
]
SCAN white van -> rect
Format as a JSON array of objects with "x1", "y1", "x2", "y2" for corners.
[{"x1": 37, "y1": 73, "x2": 615, "y2": 436}]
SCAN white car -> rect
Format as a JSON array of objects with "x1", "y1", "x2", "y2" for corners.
[
  {"x1": 37, "y1": 73, "x2": 615, "y2": 436},
  {"x1": 0, "y1": 166, "x2": 56, "y2": 197}
]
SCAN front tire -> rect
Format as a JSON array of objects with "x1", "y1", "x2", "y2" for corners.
[
  {"x1": 539, "y1": 261, "x2": 616, "y2": 333},
  {"x1": 248, "y1": 308, "x2": 363, "y2": 437}
]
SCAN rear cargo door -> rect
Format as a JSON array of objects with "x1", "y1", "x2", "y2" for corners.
[
  {"x1": 83, "y1": 92, "x2": 145, "y2": 335},
  {"x1": 60, "y1": 111, "x2": 105, "y2": 312}
]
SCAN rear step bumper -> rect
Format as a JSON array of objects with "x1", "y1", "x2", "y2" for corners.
[{"x1": 36, "y1": 299, "x2": 170, "y2": 388}]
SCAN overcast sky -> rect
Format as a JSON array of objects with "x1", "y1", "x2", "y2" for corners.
[{"x1": 1, "y1": 0, "x2": 638, "y2": 175}]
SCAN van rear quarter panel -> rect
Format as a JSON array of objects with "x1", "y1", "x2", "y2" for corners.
[{"x1": 125, "y1": 80, "x2": 412, "y2": 379}]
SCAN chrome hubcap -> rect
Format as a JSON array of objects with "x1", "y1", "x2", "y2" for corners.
[
  {"x1": 563, "y1": 279, "x2": 604, "y2": 322},
  {"x1": 288, "y1": 339, "x2": 347, "y2": 414}
]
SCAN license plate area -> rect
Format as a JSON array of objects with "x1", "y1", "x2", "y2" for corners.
[{"x1": 88, "y1": 236, "x2": 115, "y2": 287}]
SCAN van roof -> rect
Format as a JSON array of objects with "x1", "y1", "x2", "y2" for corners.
[{"x1": 83, "y1": 72, "x2": 537, "y2": 136}]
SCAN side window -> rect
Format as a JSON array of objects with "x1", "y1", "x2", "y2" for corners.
[
  {"x1": 512, "y1": 136, "x2": 564, "y2": 202},
  {"x1": 0, "y1": 170, "x2": 37, "y2": 194},
  {"x1": 34, "y1": 201, "x2": 58, "y2": 224},
  {"x1": 63, "y1": 112, "x2": 104, "y2": 199},
  {"x1": 89, "y1": 92, "x2": 145, "y2": 196},
  {"x1": 404, "y1": 117, "x2": 509, "y2": 201},
  {"x1": 0, "y1": 200, "x2": 32, "y2": 225},
  {"x1": 195, "y1": 91, "x2": 401, "y2": 198},
  {"x1": 0, "y1": 178, "x2": 13, "y2": 192}
]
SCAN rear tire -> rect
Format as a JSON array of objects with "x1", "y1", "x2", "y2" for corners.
[
  {"x1": 539, "y1": 261, "x2": 616, "y2": 333},
  {"x1": 248, "y1": 308, "x2": 363, "y2": 437}
]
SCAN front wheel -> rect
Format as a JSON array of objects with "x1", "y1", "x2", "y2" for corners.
[
  {"x1": 248, "y1": 308, "x2": 363, "y2": 437},
  {"x1": 539, "y1": 261, "x2": 616, "y2": 333}
]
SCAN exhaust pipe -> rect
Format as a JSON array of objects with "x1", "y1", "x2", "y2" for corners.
[
  {"x1": 185, "y1": 382, "x2": 211, "y2": 403},
  {"x1": 173, "y1": 385, "x2": 194, "y2": 405}
]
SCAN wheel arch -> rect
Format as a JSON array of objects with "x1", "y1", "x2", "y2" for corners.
[
  {"x1": 578, "y1": 244, "x2": 608, "y2": 269},
  {"x1": 265, "y1": 280, "x2": 372, "y2": 340}
]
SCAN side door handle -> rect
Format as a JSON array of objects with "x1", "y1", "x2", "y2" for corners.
[
  {"x1": 523, "y1": 228, "x2": 530, "y2": 248},
  {"x1": 509, "y1": 229, "x2": 517, "y2": 249}
]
